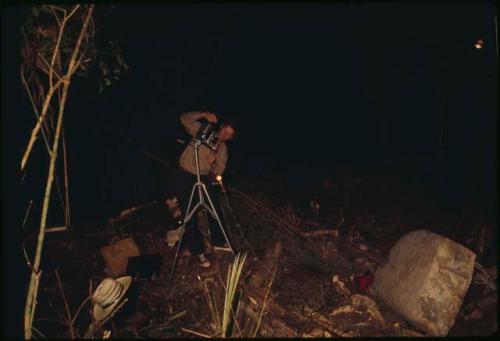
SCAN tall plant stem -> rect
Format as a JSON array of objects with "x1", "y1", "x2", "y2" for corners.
[
  {"x1": 62, "y1": 128, "x2": 71, "y2": 228},
  {"x1": 23, "y1": 6, "x2": 94, "y2": 339}
]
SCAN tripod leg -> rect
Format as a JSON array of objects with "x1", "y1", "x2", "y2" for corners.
[
  {"x1": 167, "y1": 183, "x2": 198, "y2": 286},
  {"x1": 201, "y1": 184, "x2": 236, "y2": 256}
]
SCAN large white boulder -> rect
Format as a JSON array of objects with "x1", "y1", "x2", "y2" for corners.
[{"x1": 373, "y1": 230, "x2": 476, "y2": 336}]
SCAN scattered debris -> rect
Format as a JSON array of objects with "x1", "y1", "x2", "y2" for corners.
[
  {"x1": 329, "y1": 304, "x2": 356, "y2": 317},
  {"x1": 351, "y1": 294, "x2": 386, "y2": 327},
  {"x1": 332, "y1": 274, "x2": 351, "y2": 297},
  {"x1": 32, "y1": 177, "x2": 496, "y2": 338}
]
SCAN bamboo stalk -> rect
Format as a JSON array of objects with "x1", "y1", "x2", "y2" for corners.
[
  {"x1": 53, "y1": 170, "x2": 66, "y2": 222},
  {"x1": 24, "y1": 6, "x2": 94, "y2": 339},
  {"x1": 20, "y1": 5, "x2": 81, "y2": 172},
  {"x1": 62, "y1": 128, "x2": 71, "y2": 228}
]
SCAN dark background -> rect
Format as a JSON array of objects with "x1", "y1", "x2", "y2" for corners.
[{"x1": 2, "y1": 3, "x2": 497, "y2": 337}]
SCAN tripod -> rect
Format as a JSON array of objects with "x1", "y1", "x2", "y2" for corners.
[{"x1": 168, "y1": 139, "x2": 235, "y2": 285}]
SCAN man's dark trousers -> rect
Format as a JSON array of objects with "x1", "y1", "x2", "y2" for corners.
[{"x1": 174, "y1": 170, "x2": 226, "y2": 255}]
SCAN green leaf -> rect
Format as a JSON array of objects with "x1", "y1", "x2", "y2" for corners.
[
  {"x1": 98, "y1": 84, "x2": 104, "y2": 93},
  {"x1": 31, "y1": 7, "x2": 40, "y2": 17},
  {"x1": 113, "y1": 69, "x2": 120, "y2": 74},
  {"x1": 104, "y1": 78, "x2": 111, "y2": 86}
]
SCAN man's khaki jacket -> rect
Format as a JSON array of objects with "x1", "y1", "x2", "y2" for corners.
[{"x1": 179, "y1": 111, "x2": 228, "y2": 176}]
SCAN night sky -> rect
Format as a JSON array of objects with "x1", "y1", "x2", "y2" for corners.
[
  {"x1": 1, "y1": 3, "x2": 498, "y2": 337},
  {"x1": 3, "y1": 2, "x2": 498, "y2": 223}
]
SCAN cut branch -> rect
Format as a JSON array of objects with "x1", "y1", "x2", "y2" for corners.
[
  {"x1": 20, "y1": 66, "x2": 52, "y2": 156},
  {"x1": 21, "y1": 77, "x2": 64, "y2": 171}
]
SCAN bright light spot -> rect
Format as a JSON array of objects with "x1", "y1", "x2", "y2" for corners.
[
  {"x1": 216, "y1": 175, "x2": 222, "y2": 182},
  {"x1": 474, "y1": 39, "x2": 484, "y2": 49}
]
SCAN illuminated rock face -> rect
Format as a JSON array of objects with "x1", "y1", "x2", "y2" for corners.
[{"x1": 373, "y1": 230, "x2": 476, "y2": 336}]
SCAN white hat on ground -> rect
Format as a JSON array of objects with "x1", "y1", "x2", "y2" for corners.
[{"x1": 92, "y1": 276, "x2": 132, "y2": 321}]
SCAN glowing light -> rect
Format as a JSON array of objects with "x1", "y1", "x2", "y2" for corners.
[
  {"x1": 216, "y1": 175, "x2": 223, "y2": 182},
  {"x1": 474, "y1": 39, "x2": 484, "y2": 49}
]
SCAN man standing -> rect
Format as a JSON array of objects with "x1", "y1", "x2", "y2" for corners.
[{"x1": 175, "y1": 111, "x2": 236, "y2": 267}]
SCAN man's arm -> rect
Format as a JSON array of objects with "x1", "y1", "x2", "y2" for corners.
[
  {"x1": 180, "y1": 111, "x2": 217, "y2": 137},
  {"x1": 213, "y1": 143, "x2": 228, "y2": 175}
]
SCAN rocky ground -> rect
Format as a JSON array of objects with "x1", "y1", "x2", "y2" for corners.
[{"x1": 26, "y1": 172, "x2": 497, "y2": 338}]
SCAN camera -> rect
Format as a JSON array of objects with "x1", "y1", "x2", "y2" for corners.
[{"x1": 195, "y1": 121, "x2": 219, "y2": 151}]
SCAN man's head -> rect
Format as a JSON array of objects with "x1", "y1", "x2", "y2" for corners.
[
  {"x1": 217, "y1": 118, "x2": 238, "y2": 142},
  {"x1": 218, "y1": 124, "x2": 235, "y2": 142}
]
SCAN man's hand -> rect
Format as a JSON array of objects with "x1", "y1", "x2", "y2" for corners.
[
  {"x1": 202, "y1": 112, "x2": 218, "y2": 123},
  {"x1": 207, "y1": 153, "x2": 216, "y2": 165}
]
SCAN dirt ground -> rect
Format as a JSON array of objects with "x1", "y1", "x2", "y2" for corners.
[{"x1": 26, "y1": 173, "x2": 497, "y2": 338}]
